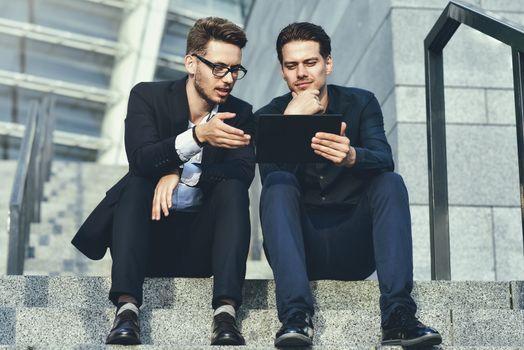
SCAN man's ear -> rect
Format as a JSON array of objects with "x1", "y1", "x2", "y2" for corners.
[
  {"x1": 325, "y1": 55, "x2": 333, "y2": 75},
  {"x1": 185, "y1": 55, "x2": 196, "y2": 75}
]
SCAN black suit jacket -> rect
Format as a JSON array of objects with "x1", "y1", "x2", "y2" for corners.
[
  {"x1": 257, "y1": 84, "x2": 393, "y2": 206},
  {"x1": 72, "y1": 77, "x2": 255, "y2": 260}
]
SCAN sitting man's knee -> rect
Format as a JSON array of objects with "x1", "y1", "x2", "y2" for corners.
[
  {"x1": 368, "y1": 172, "x2": 409, "y2": 201},
  {"x1": 372, "y1": 172, "x2": 405, "y2": 188},
  {"x1": 126, "y1": 175, "x2": 155, "y2": 197},
  {"x1": 263, "y1": 171, "x2": 299, "y2": 188},
  {"x1": 214, "y1": 178, "x2": 248, "y2": 194},
  {"x1": 212, "y1": 179, "x2": 249, "y2": 205}
]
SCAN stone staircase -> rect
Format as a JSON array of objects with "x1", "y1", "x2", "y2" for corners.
[
  {"x1": 0, "y1": 161, "x2": 17, "y2": 275},
  {"x1": 0, "y1": 277, "x2": 523, "y2": 348},
  {"x1": 1, "y1": 160, "x2": 524, "y2": 348},
  {"x1": 24, "y1": 161, "x2": 127, "y2": 276},
  {"x1": 0, "y1": 160, "x2": 272, "y2": 278}
]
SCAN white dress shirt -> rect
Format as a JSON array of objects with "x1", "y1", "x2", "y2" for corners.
[{"x1": 171, "y1": 105, "x2": 218, "y2": 211}]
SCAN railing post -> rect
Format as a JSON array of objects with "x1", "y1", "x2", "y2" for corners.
[
  {"x1": 424, "y1": 0, "x2": 524, "y2": 279},
  {"x1": 44, "y1": 97, "x2": 56, "y2": 182},
  {"x1": 6, "y1": 208, "x2": 21, "y2": 275},
  {"x1": 7, "y1": 101, "x2": 38, "y2": 275},
  {"x1": 425, "y1": 47, "x2": 452, "y2": 280},
  {"x1": 512, "y1": 49, "x2": 524, "y2": 252}
]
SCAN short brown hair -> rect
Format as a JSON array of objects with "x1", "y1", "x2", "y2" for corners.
[
  {"x1": 186, "y1": 17, "x2": 247, "y2": 55},
  {"x1": 276, "y1": 22, "x2": 331, "y2": 65}
]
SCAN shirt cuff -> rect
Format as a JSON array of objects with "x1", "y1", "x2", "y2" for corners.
[{"x1": 175, "y1": 128, "x2": 202, "y2": 162}]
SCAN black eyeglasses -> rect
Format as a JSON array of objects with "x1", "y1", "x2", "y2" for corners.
[{"x1": 192, "y1": 54, "x2": 247, "y2": 80}]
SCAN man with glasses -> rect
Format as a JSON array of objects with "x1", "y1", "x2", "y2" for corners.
[
  {"x1": 72, "y1": 17, "x2": 254, "y2": 346},
  {"x1": 257, "y1": 22, "x2": 442, "y2": 348}
]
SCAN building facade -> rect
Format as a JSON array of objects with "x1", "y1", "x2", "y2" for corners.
[{"x1": 0, "y1": 0, "x2": 522, "y2": 281}]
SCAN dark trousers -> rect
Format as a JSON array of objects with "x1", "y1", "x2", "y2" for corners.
[
  {"x1": 260, "y1": 171, "x2": 417, "y2": 323},
  {"x1": 109, "y1": 175, "x2": 251, "y2": 309}
]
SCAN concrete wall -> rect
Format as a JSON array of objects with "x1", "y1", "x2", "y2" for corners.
[{"x1": 236, "y1": 0, "x2": 524, "y2": 281}]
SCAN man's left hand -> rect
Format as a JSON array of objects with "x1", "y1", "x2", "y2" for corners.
[
  {"x1": 311, "y1": 122, "x2": 356, "y2": 167},
  {"x1": 152, "y1": 170, "x2": 181, "y2": 220}
]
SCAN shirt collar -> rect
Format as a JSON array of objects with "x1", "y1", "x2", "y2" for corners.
[
  {"x1": 206, "y1": 104, "x2": 219, "y2": 122},
  {"x1": 188, "y1": 104, "x2": 219, "y2": 127}
]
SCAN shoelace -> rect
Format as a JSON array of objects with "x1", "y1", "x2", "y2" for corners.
[
  {"x1": 388, "y1": 306, "x2": 418, "y2": 328},
  {"x1": 214, "y1": 312, "x2": 238, "y2": 331},
  {"x1": 115, "y1": 310, "x2": 139, "y2": 328},
  {"x1": 286, "y1": 312, "x2": 310, "y2": 328}
]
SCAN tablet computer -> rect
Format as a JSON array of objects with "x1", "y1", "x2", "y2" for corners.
[{"x1": 256, "y1": 114, "x2": 342, "y2": 163}]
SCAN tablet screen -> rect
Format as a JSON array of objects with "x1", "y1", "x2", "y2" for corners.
[{"x1": 256, "y1": 114, "x2": 342, "y2": 163}]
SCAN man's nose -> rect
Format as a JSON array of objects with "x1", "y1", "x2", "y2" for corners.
[
  {"x1": 222, "y1": 71, "x2": 235, "y2": 84},
  {"x1": 297, "y1": 64, "x2": 308, "y2": 78}
]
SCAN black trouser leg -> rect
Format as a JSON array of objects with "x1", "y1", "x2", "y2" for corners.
[
  {"x1": 109, "y1": 176, "x2": 154, "y2": 307},
  {"x1": 109, "y1": 178, "x2": 251, "y2": 309},
  {"x1": 203, "y1": 179, "x2": 251, "y2": 309}
]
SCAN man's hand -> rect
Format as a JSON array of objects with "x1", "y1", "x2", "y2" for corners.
[
  {"x1": 194, "y1": 112, "x2": 250, "y2": 149},
  {"x1": 152, "y1": 170, "x2": 180, "y2": 220},
  {"x1": 311, "y1": 122, "x2": 356, "y2": 167},
  {"x1": 284, "y1": 89, "x2": 324, "y2": 115}
]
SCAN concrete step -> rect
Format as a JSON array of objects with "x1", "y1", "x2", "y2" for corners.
[
  {"x1": 0, "y1": 307, "x2": 442, "y2": 347},
  {"x1": 0, "y1": 278, "x2": 520, "y2": 311},
  {"x1": 0, "y1": 160, "x2": 124, "y2": 275},
  {"x1": 25, "y1": 161, "x2": 121, "y2": 276},
  {"x1": 0, "y1": 276, "x2": 522, "y2": 347},
  {"x1": 1, "y1": 306, "x2": 524, "y2": 346},
  {"x1": 0, "y1": 346, "x2": 458, "y2": 350},
  {"x1": 0, "y1": 346, "x2": 378, "y2": 350},
  {"x1": 23, "y1": 258, "x2": 271, "y2": 280},
  {"x1": 23, "y1": 256, "x2": 112, "y2": 277}
]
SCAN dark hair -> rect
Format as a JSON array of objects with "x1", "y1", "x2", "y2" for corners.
[
  {"x1": 186, "y1": 17, "x2": 247, "y2": 55},
  {"x1": 276, "y1": 22, "x2": 331, "y2": 64}
]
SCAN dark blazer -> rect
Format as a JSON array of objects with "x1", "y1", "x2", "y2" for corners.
[
  {"x1": 72, "y1": 77, "x2": 255, "y2": 260},
  {"x1": 256, "y1": 84, "x2": 393, "y2": 206}
]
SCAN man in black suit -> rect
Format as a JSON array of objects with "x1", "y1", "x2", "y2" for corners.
[
  {"x1": 257, "y1": 22, "x2": 442, "y2": 348},
  {"x1": 72, "y1": 17, "x2": 254, "y2": 346}
]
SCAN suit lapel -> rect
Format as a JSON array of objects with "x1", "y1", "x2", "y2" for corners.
[{"x1": 167, "y1": 76, "x2": 191, "y2": 138}]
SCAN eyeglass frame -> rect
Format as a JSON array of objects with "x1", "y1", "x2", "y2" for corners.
[{"x1": 192, "y1": 54, "x2": 247, "y2": 80}]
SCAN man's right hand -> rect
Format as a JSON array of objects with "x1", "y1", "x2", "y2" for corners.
[
  {"x1": 284, "y1": 89, "x2": 324, "y2": 115},
  {"x1": 194, "y1": 112, "x2": 251, "y2": 149}
]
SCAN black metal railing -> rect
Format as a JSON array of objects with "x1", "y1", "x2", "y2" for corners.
[
  {"x1": 425, "y1": 0, "x2": 524, "y2": 279},
  {"x1": 7, "y1": 97, "x2": 55, "y2": 275}
]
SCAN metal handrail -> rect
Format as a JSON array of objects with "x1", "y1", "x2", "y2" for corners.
[
  {"x1": 7, "y1": 96, "x2": 55, "y2": 275},
  {"x1": 425, "y1": 0, "x2": 524, "y2": 280}
]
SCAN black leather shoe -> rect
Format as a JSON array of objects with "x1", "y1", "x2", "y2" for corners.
[
  {"x1": 381, "y1": 305, "x2": 442, "y2": 347},
  {"x1": 210, "y1": 312, "x2": 245, "y2": 346},
  {"x1": 106, "y1": 309, "x2": 141, "y2": 345},
  {"x1": 275, "y1": 311, "x2": 314, "y2": 348}
]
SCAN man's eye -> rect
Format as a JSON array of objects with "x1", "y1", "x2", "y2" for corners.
[
  {"x1": 305, "y1": 61, "x2": 317, "y2": 66},
  {"x1": 285, "y1": 65, "x2": 297, "y2": 70},
  {"x1": 215, "y1": 66, "x2": 229, "y2": 73}
]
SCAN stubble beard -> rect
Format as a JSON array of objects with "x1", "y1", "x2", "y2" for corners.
[{"x1": 194, "y1": 71, "x2": 227, "y2": 107}]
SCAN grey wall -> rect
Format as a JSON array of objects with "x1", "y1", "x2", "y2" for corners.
[{"x1": 236, "y1": 0, "x2": 524, "y2": 281}]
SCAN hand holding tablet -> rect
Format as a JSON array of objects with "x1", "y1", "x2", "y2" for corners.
[{"x1": 255, "y1": 114, "x2": 342, "y2": 163}]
